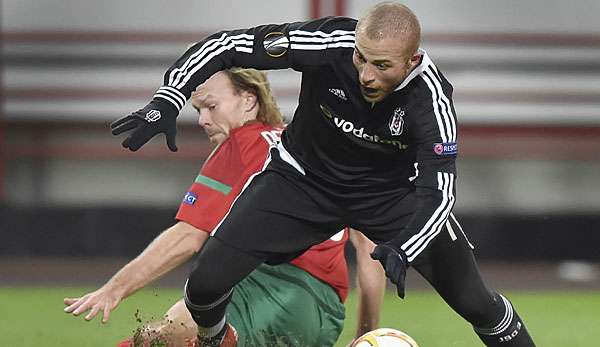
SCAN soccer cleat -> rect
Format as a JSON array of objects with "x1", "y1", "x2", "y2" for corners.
[{"x1": 191, "y1": 323, "x2": 238, "y2": 347}]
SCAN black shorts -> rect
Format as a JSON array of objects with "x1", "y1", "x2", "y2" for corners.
[{"x1": 211, "y1": 146, "x2": 428, "y2": 264}]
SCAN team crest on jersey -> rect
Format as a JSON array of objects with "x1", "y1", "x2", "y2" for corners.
[
  {"x1": 263, "y1": 32, "x2": 289, "y2": 58},
  {"x1": 183, "y1": 191, "x2": 197, "y2": 205},
  {"x1": 389, "y1": 106, "x2": 405, "y2": 136}
]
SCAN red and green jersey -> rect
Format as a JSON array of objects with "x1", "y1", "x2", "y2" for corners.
[{"x1": 176, "y1": 122, "x2": 349, "y2": 301}]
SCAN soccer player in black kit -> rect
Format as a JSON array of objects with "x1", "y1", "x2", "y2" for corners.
[{"x1": 111, "y1": 3, "x2": 536, "y2": 346}]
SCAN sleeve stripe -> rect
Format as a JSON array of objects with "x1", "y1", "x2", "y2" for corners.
[
  {"x1": 154, "y1": 87, "x2": 185, "y2": 110},
  {"x1": 290, "y1": 35, "x2": 355, "y2": 43},
  {"x1": 195, "y1": 174, "x2": 232, "y2": 195},
  {"x1": 420, "y1": 68, "x2": 457, "y2": 143},
  {"x1": 289, "y1": 29, "x2": 355, "y2": 51},
  {"x1": 174, "y1": 39, "x2": 253, "y2": 89},
  {"x1": 289, "y1": 29, "x2": 355, "y2": 37},
  {"x1": 168, "y1": 33, "x2": 254, "y2": 88},
  {"x1": 401, "y1": 172, "x2": 455, "y2": 262},
  {"x1": 159, "y1": 86, "x2": 187, "y2": 105},
  {"x1": 401, "y1": 172, "x2": 449, "y2": 251},
  {"x1": 290, "y1": 42, "x2": 355, "y2": 50},
  {"x1": 426, "y1": 67, "x2": 457, "y2": 141},
  {"x1": 168, "y1": 33, "x2": 227, "y2": 86}
]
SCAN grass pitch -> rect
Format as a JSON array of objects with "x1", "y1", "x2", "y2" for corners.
[{"x1": 1, "y1": 287, "x2": 598, "y2": 346}]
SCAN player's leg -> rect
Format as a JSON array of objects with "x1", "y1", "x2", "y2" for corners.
[
  {"x1": 227, "y1": 263, "x2": 345, "y2": 347},
  {"x1": 115, "y1": 299, "x2": 196, "y2": 347},
  {"x1": 184, "y1": 237, "x2": 262, "y2": 346},
  {"x1": 138, "y1": 299, "x2": 197, "y2": 347},
  {"x1": 412, "y1": 214, "x2": 535, "y2": 346},
  {"x1": 184, "y1": 169, "x2": 342, "y2": 345}
]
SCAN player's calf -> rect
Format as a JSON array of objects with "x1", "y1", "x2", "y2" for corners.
[{"x1": 473, "y1": 294, "x2": 535, "y2": 346}]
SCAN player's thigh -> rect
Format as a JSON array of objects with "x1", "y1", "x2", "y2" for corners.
[
  {"x1": 228, "y1": 264, "x2": 345, "y2": 347},
  {"x1": 349, "y1": 190, "x2": 416, "y2": 244},
  {"x1": 212, "y1": 170, "x2": 344, "y2": 263}
]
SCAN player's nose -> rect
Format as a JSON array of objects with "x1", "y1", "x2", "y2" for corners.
[
  {"x1": 198, "y1": 112, "x2": 211, "y2": 127},
  {"x1": 359, "y1": 65, "x2": 375, "y2": 85}
]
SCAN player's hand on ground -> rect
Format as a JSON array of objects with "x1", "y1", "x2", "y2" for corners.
[
  {"x1": 63, "y1": 287, "x2": 123, "y2": 323},
  {"x1": 111, "y1": 99, "x2": 179, "y2": 152},
  {"x1": 370, "y1": 244, "x2": 408, "y2": 299}
]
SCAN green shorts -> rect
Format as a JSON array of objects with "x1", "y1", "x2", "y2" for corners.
[{"x1": 227, "y1": 263, "x2": 345, "y2": 347}]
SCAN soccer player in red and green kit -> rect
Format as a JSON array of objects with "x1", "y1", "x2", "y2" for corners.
[{"x1": 65, "y1": 68, "x2": 385, "y2": 347}]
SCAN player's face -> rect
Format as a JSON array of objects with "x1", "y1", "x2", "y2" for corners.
[
  {"x1": 192, "y1": 72, "x2": 252, "y2": 145},
  {"x1": 353, "y1": 33, "x2": 421, "y2": 103}
]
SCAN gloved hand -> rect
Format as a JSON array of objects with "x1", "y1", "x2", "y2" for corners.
[
  {"x1": 111, "y1": 99, "x2": 179, "y2": 152},
  {"x1": 370, "y1": 243, "x2": 408, "y2": 298}
]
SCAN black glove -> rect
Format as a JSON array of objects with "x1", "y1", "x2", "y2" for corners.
[
  {"x1": 370, "y1": 243, "x2": 409, "y2": 298},
  {"x1": 111, "y1": 99, "x2": 179, "y2": 152}
]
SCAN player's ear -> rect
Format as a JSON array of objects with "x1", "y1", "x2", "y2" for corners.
[
  {"x1": 243, "y1": 91, "x2": 258, "y2": 112},
  {"x1": 408, "y1": 51, "x2": 421, "y2": 69}
]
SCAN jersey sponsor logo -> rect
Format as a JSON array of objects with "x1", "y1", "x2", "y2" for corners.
[
  {"x1": 260, "y1": 129, "x2": 283, "y2": 146},
  {"x1": 433, "y1": 142, "x2": 457, "y2": 155},
  {"x1": 263, "y1": 32, "x2": 289, "y2": 57},
  {"x1": 144, "y1": 109, "x2": 161, "y2": 122},
  {"x1": 389, "y1": 106, "x2": 405, "y2": 136},
  {"x1": 328, "y1": 88, "x2": 347, "y2": 101},
  {"x1": 183, "y1": 191, "x2": 197, "y2": 205},
  {"x1": 319, "y1": 104, "x2": 408, "y2": 150}
]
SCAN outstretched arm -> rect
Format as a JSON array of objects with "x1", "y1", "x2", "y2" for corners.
[
  {"x1": 349, "y1": 229, "x2": 386, "y2": 338},
  {"x1": 63, "y1": 221, "x2": 208, "y2": 323},
  {"x1": 112, "y1": 16, "x2": 357, "y2": 151}
]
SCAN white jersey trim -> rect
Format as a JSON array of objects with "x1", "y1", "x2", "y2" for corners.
[
  {"x1": 276, "y1": 141, "x2": 306, "y2": 175},
  {"x1": 168, "y1": 33, "x2": 254, "y2": 89},
  {"x1": 401, "y1": 172, "x2": 455, "y2": 262},
  {"x1": 420, "y1": 66, "x2": 457, "y2": 143},
  {"x1": 289, "y1": 29, "x2": 355, "y2": 51}
]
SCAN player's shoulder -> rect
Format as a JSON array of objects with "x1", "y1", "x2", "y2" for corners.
[
  {"x1": 396, "y1": 52, "x2": 454, "y2": 115},
  {"x1": 231, "y1": 122, "x2": 284, "y2": 149},
  {"x1": 413, "y1": 52, "x2": 454, "y2": 95},
  {"x1": 298, "y1": 15, "x2": 357, "y2": 31},
  {"x1": 313, "y1": 16, "x2": 357, "y2": 31}
]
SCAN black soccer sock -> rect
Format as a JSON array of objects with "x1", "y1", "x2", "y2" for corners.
[
  {"x1": 473, "y1": 294, "x2": 535, "y2": 346},
  {"x1": 184, "y1": 283, "x2": 233, "y2": 337},
  {"x1": 183, "y1": 236, "x2": 262, "y2": 338}
]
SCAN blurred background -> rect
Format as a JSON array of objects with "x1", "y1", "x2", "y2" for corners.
[{"x1": 2, "y1": 0, "x2": 600, "y2": 317}]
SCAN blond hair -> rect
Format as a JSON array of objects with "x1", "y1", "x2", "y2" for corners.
[
  {"x1": 356, "y1": 2, "x2": 421, "y2": 56},
  {"x1": 223, "y1": 68, "x2": 284, "y2": 126}
]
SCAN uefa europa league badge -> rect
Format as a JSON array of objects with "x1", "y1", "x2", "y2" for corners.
[
  {"x1": 389, "y1": 106, "x2": 405, "y2": 136},
  {"x1": 263, "y1": 32, "x2": 289, "y2": 58}
]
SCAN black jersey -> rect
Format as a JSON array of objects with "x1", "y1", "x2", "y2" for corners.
[{"x1": 155, "y1": 17, "x2": 458, "y2": 263}]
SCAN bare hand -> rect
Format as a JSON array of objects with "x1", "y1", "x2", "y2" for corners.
[{"x1": 63, "y1": 287, "x2": 123, "y2": 323}]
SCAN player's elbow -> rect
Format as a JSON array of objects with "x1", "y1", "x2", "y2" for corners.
[{"x1": 171, "y1": 222, "x2": 209, "y2": 254}]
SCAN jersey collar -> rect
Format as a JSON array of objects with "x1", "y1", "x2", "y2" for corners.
[{"x1": 394, "y1": 48, "x2": 429, "y2": 92}]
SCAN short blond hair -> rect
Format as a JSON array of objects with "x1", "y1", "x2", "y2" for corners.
[
  {"x1": 223, "y1": 68, "x2": 284, "y2": 127},
  {"x1": 356, "y1": 2, "x2": 421, "y2": 56}
]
